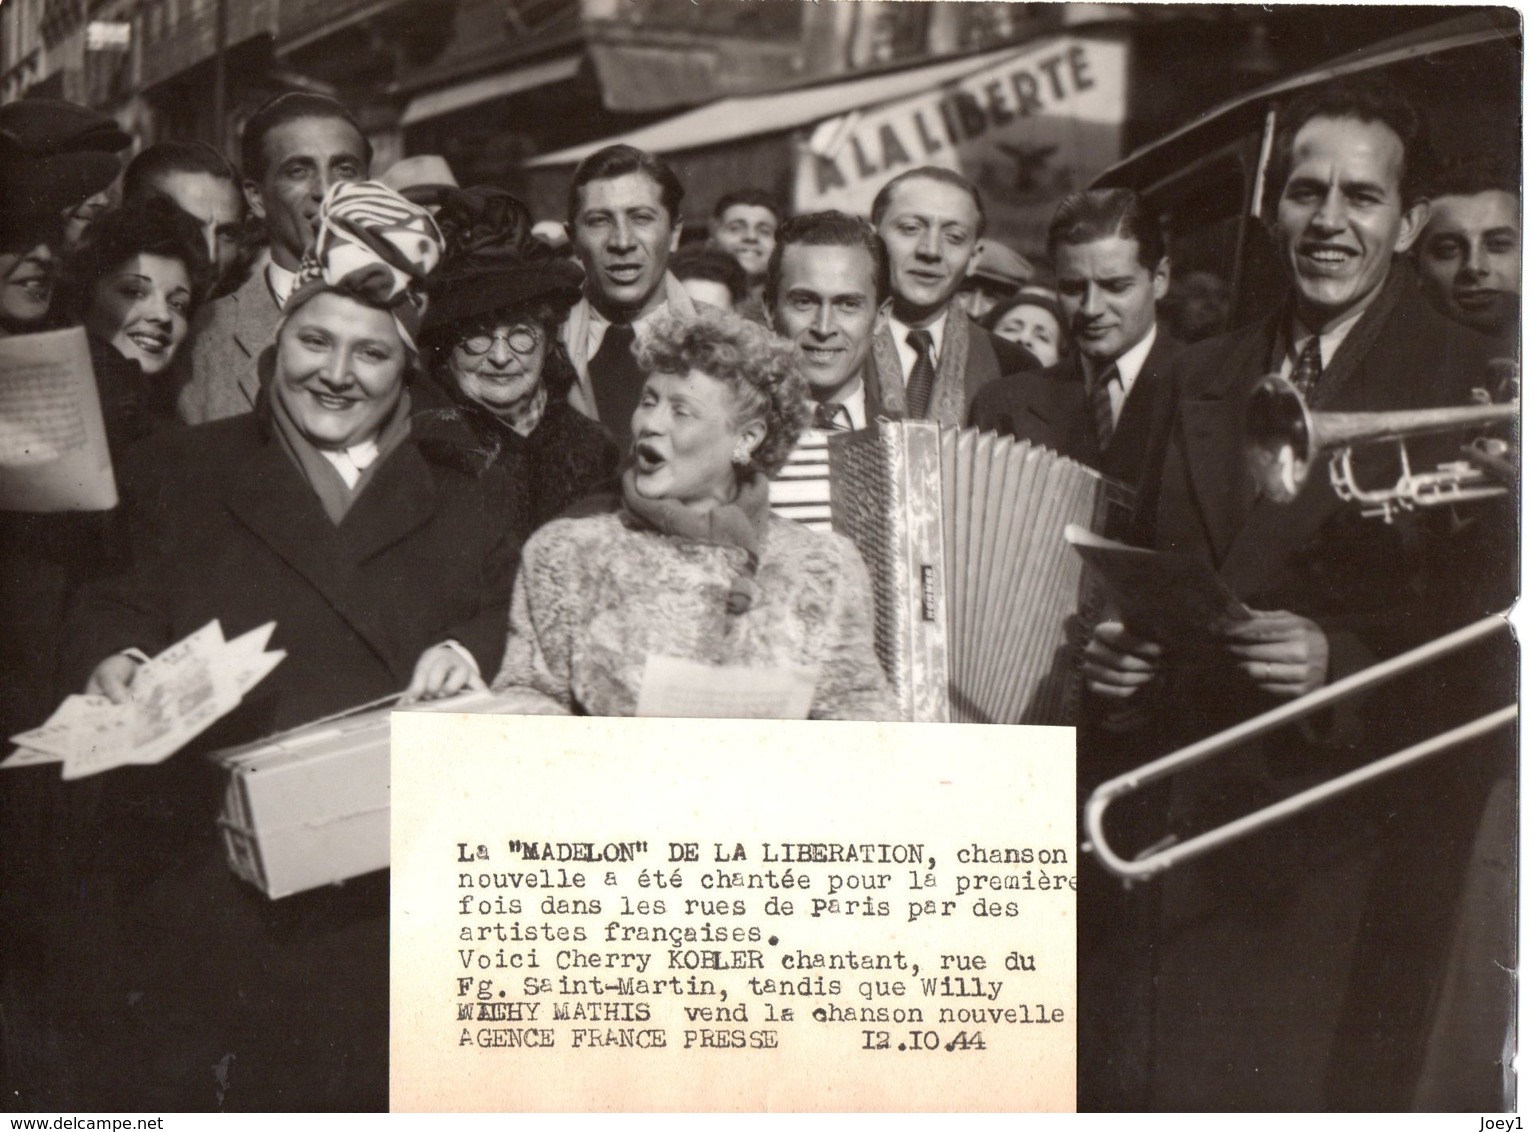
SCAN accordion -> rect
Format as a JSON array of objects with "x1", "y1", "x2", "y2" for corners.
[{"x1": 829, "y1": 419, "x2": 1129, "y2": 724}]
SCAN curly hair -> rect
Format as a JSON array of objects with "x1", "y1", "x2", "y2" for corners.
[
  {"x1": 635, "y1": 307, "x2": 808, "y2": 479},
  {"x1": 58, "y1": 195, "x2": 213, "y2": 324}
]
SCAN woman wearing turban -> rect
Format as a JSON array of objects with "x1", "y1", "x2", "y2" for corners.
[{"x1": 51, "y1": 182, "x2": 527, "y2": 1111}]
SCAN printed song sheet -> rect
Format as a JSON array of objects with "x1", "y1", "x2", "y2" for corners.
[
  {"x1": 391, "y1": 715, "x2": 1077, "y2": 1111},
  {"x1": 0, "y1": 326, "x2": 116, "y2": 512}
]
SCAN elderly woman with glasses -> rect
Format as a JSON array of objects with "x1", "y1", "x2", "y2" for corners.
[
  {"x1": 420, "y1": 186, "x2": 619, "y2": 526},
  {"x1": 492, "y1": 306, "x2": 896, "y2": 721}
]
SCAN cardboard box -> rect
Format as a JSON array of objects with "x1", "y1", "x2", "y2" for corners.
[{"x1": 212, "y1": 689, "x2": 530, "y2": 899}]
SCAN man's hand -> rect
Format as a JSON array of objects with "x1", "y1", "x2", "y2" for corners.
[
  {"x1": 1083, "y1": 621, "x2": 1164, "y2": 700},
  {"x1": 403, "y1": 643, "x2": 485, "y2": 704},
  {"x1": 1217, "y1": 609, "x2": 1328, "y2": 698},
  {"x1": 86, "y1": 655, "x2": 140, "y2": 704}
]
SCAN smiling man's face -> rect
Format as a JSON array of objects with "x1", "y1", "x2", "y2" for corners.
[
  {"x1": 877, "y1": 175, "x2": 981, "y2": 326},
  {"x1": 1275, "y1": 115, "x2": 1425, "y2": 331},
  {"x1": 771, "y1": 241, "x2": 880, "y2": 405}
]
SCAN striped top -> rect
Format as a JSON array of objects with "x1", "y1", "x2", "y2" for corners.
[{"x1": 770, "y1": 427, "x2": 835, "y2": 531}]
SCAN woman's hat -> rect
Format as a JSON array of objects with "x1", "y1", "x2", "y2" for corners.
[
  {"x1": 0, "y1": 98, "x2": 131, "y2": 244},
  {"x1": 421, "y1": 186, "x2": 583, "y2": 336},
  {"x1": 283, "y1": 180, "x2": 445, "y2": 352}
]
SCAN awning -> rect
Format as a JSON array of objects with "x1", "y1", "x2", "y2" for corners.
[
  {"x1": 400, "y1": 52, "x2": 584, "y2": 128},
  {"x1": 1092, "y1": 10, "x2": 1519, "y2": 193},
  {"x1": 524, "y1": 43, "x2": 1040, "y2": 167}
]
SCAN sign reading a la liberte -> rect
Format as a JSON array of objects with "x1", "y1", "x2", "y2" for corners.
[{"x1": 796, "y1": 37, "x2": 1128, "y2": 225}]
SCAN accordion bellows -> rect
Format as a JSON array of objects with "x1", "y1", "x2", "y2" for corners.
[{"x1": 829, "y1": 420, "x2": 1126, "y2": 724}]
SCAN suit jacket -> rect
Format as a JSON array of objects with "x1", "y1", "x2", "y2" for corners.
[
  {"x1": 968, "y1": 327, "x2": 1182, "y2": 486},
  {"x1": 1109, "y1": 263, "x2": 1514, "y2": 1112},
  {"x1": 874, "y1": 315, "x2": 1037, "y2": 425},
  {"x1": 1138, "y1": 272, "x2": 1503, "y2": 673},
  {"x1": 562, "y1": 274, "x2": 697, "y2": 426},
  {"x1": 176, "y1": 256, "x2": 281, "y2": 424}
]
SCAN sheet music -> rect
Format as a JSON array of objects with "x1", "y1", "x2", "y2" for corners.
[
  {"x1": 0, "y1": 327, "x2": 117, "y2": 512},
  {"x1": 4, "y1": 619, "x2": 285, "y2": 779},
  {"x1": 635, "y1": 655, "x2": 817, "y2": 719}
]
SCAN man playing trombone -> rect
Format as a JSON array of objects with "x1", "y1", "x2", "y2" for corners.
[{"x1": 1080, "y1": 75, "x2": 1515, "y2": 1111}]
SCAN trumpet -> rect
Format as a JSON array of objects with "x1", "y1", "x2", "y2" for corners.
[
  {"x1": 1081, "y1": 615, "x2": 1517, "y2": 882},
  {"x1": 1245, "y1": 374, "x2": 1518, "y2": 521}
]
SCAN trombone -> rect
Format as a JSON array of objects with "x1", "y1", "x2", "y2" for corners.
[
  {"x1": 1084, "y1": 376, "x2": 1519, "y2": 881},
  {"x1": 1081, "y1": 616, "x2": 1516, "y2": 882},
  {"x1": 1245, "y1": 372, "x2": 1517, "y2": 521}
]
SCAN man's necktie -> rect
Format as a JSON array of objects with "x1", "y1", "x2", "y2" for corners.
[
  {"x1": 812, "y1": 401, "x2": 851, "y2": 431},
  {"x1": 588, "y1": 321, "x2": 645, "y2": 443},
  {"x1": 1291, "y1": 335, "x2": 1323, "y2": 406},
  {"x1": 1091, "y1": 363, "x2": 1119, "y2": 452},
  {"x1": 906, "y1": 329, "x2": 936, "y2": 419}
]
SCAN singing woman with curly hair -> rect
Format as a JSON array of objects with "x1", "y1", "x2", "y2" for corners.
[{"x1": 492, "y1": 306, "x2": 897, "y2": 720}]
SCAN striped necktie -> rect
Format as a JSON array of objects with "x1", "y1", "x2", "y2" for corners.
[
  {"x1": 1091, "y1": 363, "x2": 1119, "y2": 452},
  {"x1": 906, "y1": 329, "x2": 936, "y2": 419},
  {"x1": 1291, "y1": 335, "x2": 1323, "y2": 406}
]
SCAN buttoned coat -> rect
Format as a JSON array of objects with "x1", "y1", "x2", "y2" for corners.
[{"x1": 51, "y1": 404, "x2": 527, "y2": 1112}]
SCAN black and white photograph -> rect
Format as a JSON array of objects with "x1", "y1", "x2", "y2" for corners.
[{"x1": 0, "y1": 0, "x2": 1520, "y2": 1115}]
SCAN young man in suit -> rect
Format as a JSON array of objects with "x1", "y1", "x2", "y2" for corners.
[
  {"x1": 869, "y1": 167, "x2": 1036, "y2": 427},
  {"x1": 969, "y1": 188, "x2": 1180, "y2": 488},
  {"x1": 1079, "y1": 76, "x2": 1511, "y2": 1111},
  {"x1": 764, "y1": 211, "x2": 887, "y2": 529},
  {"x1": 561, "y1": 144, "x2": 695, "y2": 443},
  {"x1": 177, "y1": 93, "x2": 371, "y2": 423}
]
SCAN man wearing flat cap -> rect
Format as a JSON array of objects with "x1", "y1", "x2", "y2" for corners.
[{"x1": 956, "y1": 237, "x2": 1033, "y2": 321}]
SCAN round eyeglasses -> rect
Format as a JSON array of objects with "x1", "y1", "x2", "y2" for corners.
[{"x1": 457, "y1": 326, "x2": 543, "y2": 357}]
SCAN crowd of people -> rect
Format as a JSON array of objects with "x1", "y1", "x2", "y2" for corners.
[{"x1": 0, "y1": 69, "x2": 1518, "y2": 1112}]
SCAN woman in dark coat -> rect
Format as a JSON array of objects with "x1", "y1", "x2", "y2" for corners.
[
  {"x1": 419, "y1": 185, "x2": 619, "y2": 527},
  {"x1": 44, "y1": 182, "x2": 526, "y2": 1112}
]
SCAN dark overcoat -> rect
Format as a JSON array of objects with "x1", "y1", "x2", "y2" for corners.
[
  {"x1": 1084, "y1": 268, "x2": 1514, "y2": 1111},
  {"x1": 38, "y1": 404, "x2": 527, "y2": 1112}
]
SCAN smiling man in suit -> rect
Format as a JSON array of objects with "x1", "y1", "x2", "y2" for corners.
[
  {"x1": 1078, "y1": 75, "x2": 1511, "y2": 1112},
  {"x1": 765, "y1": 210, "x2": 887, "y2": 529},
  {"x1": 869, "y1": 167, "x2": 1036, "y2": 426},
  {"x1": 177, "y1": 93, "x2": 371, "y2": 423},
  {"x1": 969, "y1": 188, "x2": 1180, "y2": 488}
]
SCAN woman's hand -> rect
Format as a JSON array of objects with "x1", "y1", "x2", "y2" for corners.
[
  {"x1": 1217, "y1": 610, "x2": 1328, "y2": 698},
  {"x1": 403, "y1": 643, "x2": 485, "y2": 704},
  {"x1": 1083, "y1": 621, "x2": 1164, "y2": 700},
  {"x1": 86, "y1": 655, "x2": 140, "y2": 704}
]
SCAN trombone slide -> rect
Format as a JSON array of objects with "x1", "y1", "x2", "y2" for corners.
[{"x1": 1082, "y1": 616, "x2": 1516, "y2": 882}]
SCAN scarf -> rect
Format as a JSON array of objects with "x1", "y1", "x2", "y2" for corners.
[
  {"x1": 869, "y1": 300, "x2": 972, "y2": 427},
  {"x1": 270, "y1": 388, "x2": 414, "y2": 525},
  {"x1": 619, "y1": 465, "x2": 771, "y2": 615}
]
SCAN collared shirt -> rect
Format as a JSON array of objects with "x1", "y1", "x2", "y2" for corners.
[
  {"x1": 769, "y1": 380, "x2": 868, "y2": 531},
  {"x1": 887, "y1": 311, "x2": 948, "y2": 385},
  {"x1": 317, "y1": 437, "x2": 381, "y2": 489},
  {"x1": 266, "y1": 259, "x2": 297, "y2": 308},
  {"x1": 581, "y1": 298, "x2": 672, "y2": 365},
  {"x1": 1280, "y1": 307, "x2": 1368, "y2": 380},
  {"x1": 1082, "y1": 323, "x2": 1158, "y2": 430}
]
